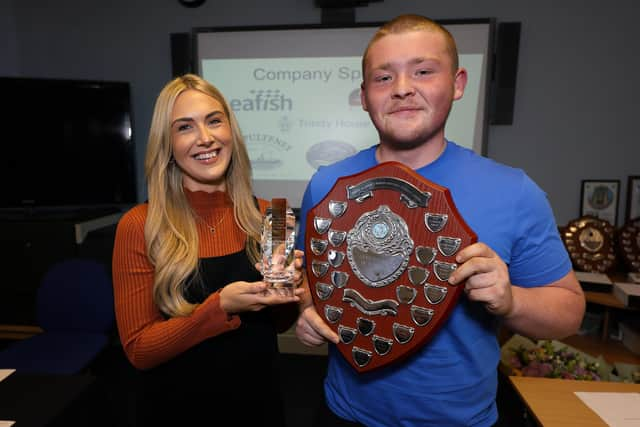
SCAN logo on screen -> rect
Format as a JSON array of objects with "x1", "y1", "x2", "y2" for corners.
[
  {"x1": 278, "y1": 116, "x2": 293, "y2": 133},
  {"x1": 244, "y1": 133, "x2": 292, "y2": 170},
  {"x1": 229, "y1": 89, "x2": 293, "y2": 112},
  {"x1": 348, "y1": 87, "x2": 362, "y2": 107},
  {"x1": 306, "y1": 140, "x2": 357, "y2": 170}
]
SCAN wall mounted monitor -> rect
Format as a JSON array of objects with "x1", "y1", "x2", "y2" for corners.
[{"x1": 1, "y1": 76, "x2": 137, "y2": 211}]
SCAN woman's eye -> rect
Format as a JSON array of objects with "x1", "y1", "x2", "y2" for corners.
[
  {"x1": 208, "y1": 118, "x2": 222, "y2": 126},
  {"x1": 177, "y1": 123, "x2": 191, "y2": 132}
]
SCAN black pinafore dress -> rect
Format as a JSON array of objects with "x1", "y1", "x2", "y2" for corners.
[{"x1": 135, "y1": 250, "x2": 286, "y2": 426}]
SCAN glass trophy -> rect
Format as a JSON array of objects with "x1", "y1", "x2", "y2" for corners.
[{"x1": 261, "y1": 198, "x2": 296, "y2": 295}]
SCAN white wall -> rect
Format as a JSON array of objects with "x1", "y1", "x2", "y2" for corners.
[{"x1": 3, "y1": 0, "x2": 639, "y2": 226}]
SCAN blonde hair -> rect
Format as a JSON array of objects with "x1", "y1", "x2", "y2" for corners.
[
  {"x1": 144, "y1": 74, "x2": 262, "y2": 317},
  {"x1": 362, "y1": 14, "x2": 459, "y2": 77}
]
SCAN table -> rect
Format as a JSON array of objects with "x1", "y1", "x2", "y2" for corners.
[
  {"x1": 0, "y1": 325, "x2": 42, "y2": 340},
  {"x1": 509, "y1": 376, "x2": 640, "y2": 426},
  {"x1": 0, "y1": 371, "x2": 94, "y2": 427}
]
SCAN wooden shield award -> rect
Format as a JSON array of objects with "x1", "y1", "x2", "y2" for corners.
[
  {"x1": 560, "y1": 215, "x2": 617, "y2": 273},
  {"x1": 305, "y1": 162, "x2": 477, "y2": 373},
  {"x1": 617, "y1": 219, "x2": 640, "y2": 273}
]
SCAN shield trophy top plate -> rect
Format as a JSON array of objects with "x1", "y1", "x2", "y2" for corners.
[{"x1": 305, "y1": 161, "x2": 477, "y2": 373}]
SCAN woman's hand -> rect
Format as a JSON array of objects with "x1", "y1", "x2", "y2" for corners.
[{"x1": 219, "y1": 280, "x2": 302, "y2": 314}]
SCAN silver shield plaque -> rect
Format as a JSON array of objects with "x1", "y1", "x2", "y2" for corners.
[{"x1": 305, "y1": 162, "x2": 477, "y2": 373}]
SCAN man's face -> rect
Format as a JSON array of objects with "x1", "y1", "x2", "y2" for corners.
[{"x1": 361, "y1": 30, "x2": 466, "y2": 149}]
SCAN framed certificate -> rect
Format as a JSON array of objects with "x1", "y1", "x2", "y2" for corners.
[
  {"x1": 626, "y1": 175, "x2": 640, "y2": 222},
  {"x1": 580, "y1": 180, "x2": 620, "y2": 226}
]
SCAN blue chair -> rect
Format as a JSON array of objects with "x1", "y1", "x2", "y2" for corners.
[{"x1": 0, "y1": 258, "x2": 115, "y2": 375}]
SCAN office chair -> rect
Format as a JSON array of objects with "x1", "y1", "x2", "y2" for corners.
[{"x1": 0, "y1": 258, "x2": 115, "y2": 375}]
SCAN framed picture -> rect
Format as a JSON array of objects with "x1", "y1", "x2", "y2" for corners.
[
  {"x1": 580, "y1": 179, "x2": 620, "y2": 226},
  {"x1": 626, "y1": 175, "x2": 640, "y2": 222}
]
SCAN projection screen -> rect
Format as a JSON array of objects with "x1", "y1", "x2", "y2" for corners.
[{"x1": 194, "y1": 19, "x2": 494, "y2": 208}]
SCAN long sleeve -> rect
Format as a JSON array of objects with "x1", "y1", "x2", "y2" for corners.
[{"x1": 112, "y1": 203, "x2": 241, "y2": 370}]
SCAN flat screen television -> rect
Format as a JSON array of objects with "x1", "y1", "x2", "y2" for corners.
[{"x1": 0, "y1": 76, "x2": 137, "y2": 212}]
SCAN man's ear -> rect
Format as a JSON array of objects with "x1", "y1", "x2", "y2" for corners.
[
  {"x1": 453, "y1": 67, "x2": 468, "y2": 101},
  {"x1": 360, "y1": 82, "x2": 368, "y2": 112}
]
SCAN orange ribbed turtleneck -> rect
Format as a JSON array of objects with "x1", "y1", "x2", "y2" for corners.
[{"x1": 111, "y1": 190, "x2": 267, "y2": 370}]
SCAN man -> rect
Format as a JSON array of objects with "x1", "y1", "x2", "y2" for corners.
[{"x1": 295, "y1": 14, "x2": 585, "y2": 427}]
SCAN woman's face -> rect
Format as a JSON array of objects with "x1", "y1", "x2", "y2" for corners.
[{"x1": 170, "y1": 89, "x2": 233, "y2": 193}]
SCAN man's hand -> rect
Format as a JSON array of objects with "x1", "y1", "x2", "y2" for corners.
[
  {"x1": 295, "y1": 302, "x2": 339, "y2": 346},
  {"x1": 291, "y1": 249, "x2": 305, "y2": 287},
  {"x1": 448, "y1": 242, "x2": 514, "y2": 316}
]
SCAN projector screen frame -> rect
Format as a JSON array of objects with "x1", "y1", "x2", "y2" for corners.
[{"x1": 192, "y1": 18, "x2": 495, "y2": 209}]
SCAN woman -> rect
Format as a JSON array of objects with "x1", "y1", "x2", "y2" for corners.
[{"x1": 112, "y1": 74, "x2": 303, "y2": 426}]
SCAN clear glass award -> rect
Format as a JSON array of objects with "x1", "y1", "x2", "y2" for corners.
[{"x1": 261, "y1": 198, "x2": 296, "y2": 295}]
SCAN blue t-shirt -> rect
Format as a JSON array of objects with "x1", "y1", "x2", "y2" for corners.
[{"x1": 296, "y1": 142, "x2": 572, "y2": 427}]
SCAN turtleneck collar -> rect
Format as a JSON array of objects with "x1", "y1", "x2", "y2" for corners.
[{"x1": 184, "y1": 187, "x2": 233, "y2": 212}]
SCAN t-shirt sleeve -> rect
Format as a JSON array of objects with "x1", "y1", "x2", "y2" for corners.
[
  {"x1": 508, "y1": 175, "x2": 573, "y2": 287},
  {"x1": 295, "y1": 180, "x2": 316, "y2": 252}
]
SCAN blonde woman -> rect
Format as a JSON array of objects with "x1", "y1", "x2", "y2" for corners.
[{"x1": 112, "y1": 74, "x2": 303, "y2": 426}]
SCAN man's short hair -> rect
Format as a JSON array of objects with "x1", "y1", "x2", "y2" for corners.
[{"x1": 361, "y1": 14, "x2": 459, "y2": 77}]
